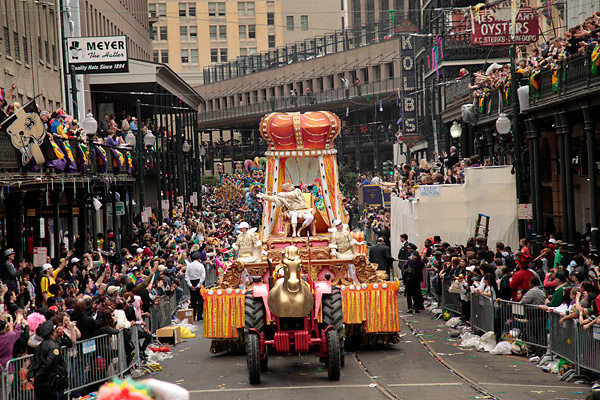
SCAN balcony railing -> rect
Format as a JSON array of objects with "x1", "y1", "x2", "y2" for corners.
[
  {"x1": 0, "y1": 133, "x2": 137, "y2": 178},
  {"x1": 444, "y1": 77, "x2": 472, "y2": 108},
  {"x1": 532, "y1": 52, "x2": 600, "y2": 106},
  {"x1": 200, "y1": 77, "x2": 401, "y2": 123}
]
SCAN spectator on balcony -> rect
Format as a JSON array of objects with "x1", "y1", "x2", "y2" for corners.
[
  {"x1": 105, "y1": 129, "x2": 120, "y2": 148},
  {"x1": 121, "y1": 115, "x2": 131, "y2": 133},
  {"x1": 355, "y1": 78, "x2": 362, "y2": 96},
  {"x1": 130, "y1": 117, "x2": 138, "y2": 133},
  {"x1": 341, "y1": 76, "x2": 350, "y2": 98},
  {"x1": 289, "y1": 89, "x2": 297, "y2": 106},
  {"x1": 459, "y1": 68, "x2": 469, "y2": 77},
  {"x1": 99, "y1": 114, "x2": 110, "y2": 137}
]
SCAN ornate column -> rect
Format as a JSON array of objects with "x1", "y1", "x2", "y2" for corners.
[
  {"x1": 525, "y1": 118, "x2": 544, "y2": 255},
  {"x1": 560, "y1": 111, "x2": 577, "y2": 260},
  {"x1": 583, "y1": 106, "x2": 599, "y2": 252},
  {"x1": 554, "y1": 112, "x2": 570, "y2": 261}
]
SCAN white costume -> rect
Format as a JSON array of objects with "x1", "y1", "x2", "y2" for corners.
[
  {"x1": 329, "y1": 219, "x2": 363, "y2": 283},
  {"x1": 259, "y1": 184, "x2": 314, "y2": 236},
  {"x1": 232, "y1": 223, "x2": 262, "y2": 264}
]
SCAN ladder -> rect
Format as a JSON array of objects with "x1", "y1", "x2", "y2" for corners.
[{"x1": 473, "y1": 213, "x2": 490, "y2": 240}]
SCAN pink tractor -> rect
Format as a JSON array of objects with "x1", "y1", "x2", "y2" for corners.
[{"x1": 244, "y1": 245, "x2": 344, "y2": 384}]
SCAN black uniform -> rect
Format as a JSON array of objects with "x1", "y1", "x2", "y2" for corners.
[
  {"x1": 28, "y1": 335, "x2": 71, "y2": 400},
  {"x1": 1, "y1": 260, "x2": 21, "y2": 290}
]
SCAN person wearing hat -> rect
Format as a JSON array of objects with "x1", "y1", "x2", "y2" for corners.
[
  {"x1": 185, "y1": 251, "x2": 205, "y2": 321},
  {"x1": 328, "y1": 219, "x2": 361, "y2": 260},
  {"x1": 28, "y1": 319, "x2": 71, "y2": 399},
  {"x1": 509, "y1": 253, "x2": 535, "y2": 301},
  {"x1": 229, "y1": 222, "x2": 262, "y2": 264},
  {"x1": 2, "y1": 248, "x2": 22, "y2": 291}
]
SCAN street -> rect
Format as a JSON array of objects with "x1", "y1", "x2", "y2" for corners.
[{"x1": 154, "y1": 304, "x2": 588, "y2": 400}]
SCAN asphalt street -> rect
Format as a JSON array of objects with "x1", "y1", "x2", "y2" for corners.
[{"x1": 153, "y1": 305, "x2": 591, "y2": 400}]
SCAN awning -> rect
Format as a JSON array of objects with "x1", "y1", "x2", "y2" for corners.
[{"x1": 88, "y1": 59, "x2": 203, "y2": 110}]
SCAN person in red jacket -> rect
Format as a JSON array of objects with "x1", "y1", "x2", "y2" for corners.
[{"x1": 509, "y1": 253, "x2": 535, "y2": 301}]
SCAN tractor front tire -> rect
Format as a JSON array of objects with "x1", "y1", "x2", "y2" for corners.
[
  {"x1": 326, "y1": 329, "x2": 341, "y2": 381},
  {"x1": 245, "y1": 291, "x2": 266, "y2": 333},
  {"x1": 322, "y1": 286, "x2": 345, "y2": 367},
  {"x1": 246, "y1": 333, "x2": 261, "y2": 384}
]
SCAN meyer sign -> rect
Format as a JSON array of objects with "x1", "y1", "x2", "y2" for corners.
[
  {"x1": 66, "y1": 36, "x2": 129, "y2": 74},
  {"x1": 471, "y1": 5, "x2": 538, "y2": 46}
]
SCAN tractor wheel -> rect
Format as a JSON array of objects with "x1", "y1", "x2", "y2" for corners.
[
  {"x1": 246, "y1": 333, "x2": 261, "y2": 384},
  {"x1": 326, "y1": 329, "x2": 341, "y2": 381},
  {"x1": 322, "y1": 286, "x2": 345, "y2": 367},
  {"x1": 245, "y1": 291, "x2": 266, "y2": 333}
]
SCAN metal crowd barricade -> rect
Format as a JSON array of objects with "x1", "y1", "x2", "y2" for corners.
[
  {"x1": 204, "y1": 264, "x2": 218, "y2": 288},
  {"x1": 441, "y1": 279, "x2": 462, "y2": 315},
  {"x1": 576, "y1": 323, "x2": 600, "y2": 374},
  {"x1": 548, "y1": 312, "x2": 579, "y2": 369},
  {"x1": 4, "y1": 356, "x2": 34, "y2": 400},
  {"x1": 149, "y1": 295, "x2": 174, "y2": 333},
  {"x1": 64, "y1": 331, "x2": 123, "y2": 398},
  {"x1": 497, "y1": 300, "x2": 548, "y2": 349},
  {"x1": 470, "y1": 293, "x2": 496, "y2": 333}
]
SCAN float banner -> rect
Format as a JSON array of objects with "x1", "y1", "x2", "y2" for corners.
[{"x1": 66, "y1": 36, "x2": 129, "y2": 74}]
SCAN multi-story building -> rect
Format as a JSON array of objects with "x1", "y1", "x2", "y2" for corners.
[
  {"x1": 1, "y1": 1, "x2": 63, "y2": 112},
  {"x1": 149, "y1": 0, "x2": 346, "y2": 86}
]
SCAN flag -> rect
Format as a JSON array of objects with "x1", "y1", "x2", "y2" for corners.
[
  {"x1": 361, "y1": 184, "x2": 383, "y2": 206},
  {"x1": 59, "y1": 140, "x2": 78, "y2": 173},
  {"x1": 96, "y1": 146, "x2": 107, "y2": 173},
  {"x1": 126, "y1": 153, "x2": 133, "y2": 174},
  {"x1": 76, "y1": 142, "x2": 89, "y2": 175},
  {"x1": 552, "y1": 67, "x2": 559, "y2": 92},
  {"x1": 530, "y1": 71, "x2": 540, "y2": 98},
  {"x1": 45, "y1": 138, "x2": 67, "y2": 173},
  {"x1": 0, "y1": 99, "x2": 48, "y2": 167},
  {"x1": 592, "y1": 44, "x2": 600, "y2": 75},
  {"x1": 111, "y1": 149, "x2": 124, "y2": 175}
]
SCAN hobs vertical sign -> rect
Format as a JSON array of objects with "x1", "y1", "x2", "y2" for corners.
[
  {"x1": 66, "y1": 36, "x2": 129, "y2": 74},
  {"x1": 400, "y1": 35, "x2": 417, "y2": 134}
]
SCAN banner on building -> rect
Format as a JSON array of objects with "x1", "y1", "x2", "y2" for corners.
[
  {"x1": 471, "y1": 4, "x2": 539, "y2": 46},
  {"x1": 66, "y1": 36, "x2": 129, "y2": 74}
]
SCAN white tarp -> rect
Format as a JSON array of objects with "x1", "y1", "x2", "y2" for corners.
[{"x1": 391, "y1": 166, "x2": 519, "y2": 256}]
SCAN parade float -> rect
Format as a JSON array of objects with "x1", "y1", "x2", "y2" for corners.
[{"x1": 201, "y1": 111, "x2": 400, "y2": 355}]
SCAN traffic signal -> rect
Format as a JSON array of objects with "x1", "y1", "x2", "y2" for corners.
[{"x1": 382, "y1": 161, "x2": 394, "y2": 177}]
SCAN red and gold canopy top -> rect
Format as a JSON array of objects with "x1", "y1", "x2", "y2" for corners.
[{"x1": 259, "y1": 111, "x2": 340, "y2": 158}]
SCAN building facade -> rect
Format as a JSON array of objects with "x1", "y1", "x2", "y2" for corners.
[
  {"x1": 149, "y1": 0, "x2": 346, "y2": 87},
  {"x1": 1, "y1": 0, "x2": 63, "y2": 112}
]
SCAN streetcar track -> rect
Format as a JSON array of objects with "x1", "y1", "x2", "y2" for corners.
[
  {"x1": 399, "y1": 312, "x2": 504, "y2": 400},
  {"x1": 352, "y1": 351, "x2": 405, "y2": 400}
]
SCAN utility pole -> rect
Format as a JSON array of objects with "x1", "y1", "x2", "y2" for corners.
[
  {"x1": 510, "y1": 45, "x2": 525, "y2": 239},
  {"x1": 136, "y1": 99, "x2": 145, "y2": 210}
]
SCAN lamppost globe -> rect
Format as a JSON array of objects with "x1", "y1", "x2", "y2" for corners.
[
  {"x1": 143, "y1": 130, "x2": 156, "y2": 147},
  {"x1": 182, "y1": 140, "x2": 191, "y2": 153},
  {"x1": 199, "y1": 147, "x2": 206, "y2": 157},
  {"x1": 81, "y1": 111, "x2": 97, "y2": 137},
  {"x1": 450, "y1": 121, "x2": 462, "y2": 139},
  {"x1": 496, "y1": 113, "x2": 511, "y2": 135},
  {"x1": 125, "y1": 132, "x2": 136, "y2": 148}
]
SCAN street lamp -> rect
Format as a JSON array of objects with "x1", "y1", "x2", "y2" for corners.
[
  {"x1": 496, "y1": 113, "x2": 511, "y2": 165},
  {"x1": 450, "y1": 121, "x2": 462, "y2": 139},
  {"x1": 143, "y1": 129, "x2": 156, "y2": 147},
  {"x1": 182, "y1": 140, "x2": 191, "y2": 153},
  {"x1": 82, "y1": 111, "x2": 97, "y2": 137},
  {"x1": 450, "y1": 121, "x2": 462, "y2": 158},
  {"x1": 125, "y1": 132, "x2": 136, "y2": 148}
]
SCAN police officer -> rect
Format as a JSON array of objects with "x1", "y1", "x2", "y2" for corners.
[{"x1": 28, "y1": 319, "x2": 72, "y2": 399}]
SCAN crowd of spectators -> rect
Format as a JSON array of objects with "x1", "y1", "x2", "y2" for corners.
[{"x1": 462, "y1": 11, "x2": 600, "y2": 100}]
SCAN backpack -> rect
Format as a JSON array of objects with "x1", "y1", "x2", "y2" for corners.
[
  {"x1": 34, "y1": 276, "x2": 48, "y2": 309},
  {"x1": 403, "y1": 265, "x2": 417, "y2": 285}
]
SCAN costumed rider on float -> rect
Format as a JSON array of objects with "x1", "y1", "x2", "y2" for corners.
[
  {"x1": 329, "y1": 219, "x2": 365, "y2": 282},
  {"x1": 228, "y1": 221, "x2": 262, "y2": 264},
  {"x1": 257, "y1": 182, "x2": 314, "y2": 237}
]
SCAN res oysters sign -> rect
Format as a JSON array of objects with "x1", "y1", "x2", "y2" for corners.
[{"x1": 66, "y1": 36, "x2": 129, "y2": 74}]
